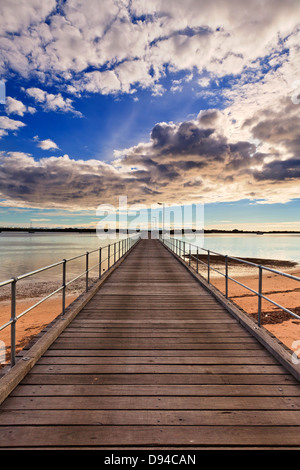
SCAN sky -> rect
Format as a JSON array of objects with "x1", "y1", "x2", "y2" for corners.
[{"x1": 0, "y1": 0, "x2": 299, "y2": 231}]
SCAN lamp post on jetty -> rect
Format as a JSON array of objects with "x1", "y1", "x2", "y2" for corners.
[{"x1": 157, "y1": 202, "x2": 165, "y2": 238}]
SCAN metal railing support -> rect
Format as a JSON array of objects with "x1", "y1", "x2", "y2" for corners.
[
  {"x1": 62, "y1": 259, "x2": 66, "y2": 315},
  {"x1": 258, "y1": 265, "x2": 263, "y2": 327},
  {"x1": 225, "y1": 255, "x2": 228, "y2": 299},
  {"x1": 86, "y1": 252, "x2": 89, "y2": 292},
  {"x1": 207, "y1": 250, "x2": 210, "y2": 284},
  {"x1": 99, "y1": 248, "x2": 102, "y2": 279},
  {"x1": 10, "y1": 279, "x2": 17, "y2": 367}
]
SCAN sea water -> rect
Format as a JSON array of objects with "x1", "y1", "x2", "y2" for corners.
[{"x1": 0, "y1": 231, "x2": 299, "y2": 283}]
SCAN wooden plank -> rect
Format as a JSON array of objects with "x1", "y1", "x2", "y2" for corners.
[
  {"x1": 27, "y1": 364, "x2": 286, "y2": 374},
  {"x1": 3, "y1": 395, "x2": 299, "y2": 410},
  {"x1": 36, "y1": 355, "x2": 278, "y2": 365},
  {"x1": 11, "y1": 384, "x2": 300, "y2": 397},
  {"x1": 20, "y1": 373, "x2": 296, "y2": 386},
  {"x1": 49, "y1": 342, "x2": 263, "y2": 350},
  {"x1": 1, "y1": 409, "x2": 300, "y2": 426},
  {"x1": 49, "y1": 337, "x2": 259, "y2": 344},
  {"x1": 1, "y1": 425, "x2": 300, "y2": 447},
  {"x1": 42, "y1": 349, "x2": 271, "y2": 357}
]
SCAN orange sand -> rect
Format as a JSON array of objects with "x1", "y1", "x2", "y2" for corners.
[{"x1": 0, "y1": 294, "x2": 77, "y2": 365}]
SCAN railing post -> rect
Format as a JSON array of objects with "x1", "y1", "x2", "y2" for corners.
[
  {"x1": 207, "y1": 250, "x2": 210, "y2": 284},
  {"x1": 10, "y1": 278, "x2": 17, "y2": 367},
  {"x1": 114, "y1": 242, "x2": 116, "y2": 264},
  {"x1": 196, "y1": 248, "x2": 199, "y2": 273},
  {"x1": 62, "y1": 259, "x2": 66, "y2": 315},
  {"x1": 258, "y1": 266, "x2": 263, "y2": 327},
  {"x1": 99, "y1": 248, "x2": 102, "y2": 279},
  {"x1": 225, "y1": 255, "x2": 228, "y2": 299},
  {"x1": 189, "y1": 244, "x2": 191, "y2": 266},
  {"x1": 108, "y1": 244, "x2": 110, "y2": 269},
  {"x1": 86, "y1": 251, "x2": 89, "y2": 292}
]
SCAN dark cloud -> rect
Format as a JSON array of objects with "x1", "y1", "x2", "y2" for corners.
[
  {"x1": 150, "y1": 121, "x2": 227, "y2": 160},
  {"x1": 253, "y1": 158, "x2": 300, "y2": 181}
]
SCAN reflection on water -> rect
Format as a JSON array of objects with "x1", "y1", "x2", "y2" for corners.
[{"x1": 0, "y1": 231, "x2": 128, "y2": 283}]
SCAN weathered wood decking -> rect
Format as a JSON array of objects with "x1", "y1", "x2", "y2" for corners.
[{"x1": 0, "y1": 238, "x2": 300, "y2": 449}]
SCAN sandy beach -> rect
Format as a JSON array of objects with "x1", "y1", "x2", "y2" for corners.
[
  {"x1": 0, "y1": 293, "x2": 78, "y2": 365},
  {"x1": 0, "y1": 256, "x2": 299, "y2": 366}
]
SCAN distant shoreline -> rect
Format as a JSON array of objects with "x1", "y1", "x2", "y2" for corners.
[
  {"x1": 185, "y1": 253, "x2": 298, "y2": 268},
  {"x1": 0, "y1": 228, "x2": 300, "y2": 234}
]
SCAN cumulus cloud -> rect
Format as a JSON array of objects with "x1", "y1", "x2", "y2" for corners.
[
  {"x1": 5, "y1": 96, "x2": 36, "y2": 116},
  {"x1": 35, "y1": 137, "x2": 60, "y2": 151},
  {"x1": 0, "y1": 116, "x2": 26, "y2": 139},
  {"x1": 0, "y1": 152, "x2": 134, "y2": 209},
  {"x1": 0, "y1": 0, "x2": 299, "y2": 96},
  {"x1": 26, "y1": 87, "x2": 82, "y2": 116}
]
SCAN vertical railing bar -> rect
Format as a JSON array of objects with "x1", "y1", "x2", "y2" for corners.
[
  {"x1": 207, "y1": 250, "x2": 210, "y2": 284},
  {"x1": 225, "y1": 255, "x2": 228, "y2": 299},
  {"x1": 108, "y1": 244, "x2": 110, "y2": 269},
  {"x1": 10, "y1": 278, "x2": 17, "y2": 367},
  {"x1": 196, "y1": 248, "x2": 199, "y2": 273},
  {"x1": 62, "y1": 259, "x2": 66, "y2": 315},
  {"x1": 86, "y1": 252, "x2": 89, "y2": 292},
  {"x1": 258, "y1": 265, "x2": 263, "y2": 327},
  {"x1": 99, "y1": 247, "x2": 102, "y2": 279},
  {"x1": 189, "y1": 244, "x2": 191, "y2": 266}
]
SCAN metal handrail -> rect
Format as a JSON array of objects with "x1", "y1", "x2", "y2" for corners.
[
  {"x1": 161, "y1": 236, "x2": 300, "y2": 328},
  {"x1": 0, "y1": 236, "x2": 140, "y2": 367}
]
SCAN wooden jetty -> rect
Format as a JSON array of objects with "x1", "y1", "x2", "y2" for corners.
[{"x1": 0, "y1": 238, "x2": 300, "y2": 449}]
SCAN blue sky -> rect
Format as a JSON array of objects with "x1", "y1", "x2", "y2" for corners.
[{"x1": 0, "y1": 0, "x2": 299, "y2": 231}]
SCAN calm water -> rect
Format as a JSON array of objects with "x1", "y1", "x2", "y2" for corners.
[
  {"x1": 179, "y1": 233, "x2": 300, "y2": 263},
  {"x1": 0, "y1": 231, "x2": 299, "y2": 283},
  {"x1": 0, "y1": 231, "x2": 127, "y2": 283}
]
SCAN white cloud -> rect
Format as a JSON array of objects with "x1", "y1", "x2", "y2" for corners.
[
  {"x1": 26, "y1": 87, "x2": 82, "y2": 116},
  {"x1": 36, "y1": 138, "x2": 60, "y2": 151},
  {"x1": 73, "y1": 70, "x2": 121, "y2": 95},
  {"x1": 0, "y1": 116, "x2": 26, "y2": 139},
  {"x1": 0, "y1": 0, "x2": 56, "y2": 35},
  {"x1": 5, "y1": 96, "x2": 36, "y2": 116},
  {"x1": 0, "y1": 0, "x2": 299, "y2": 98}
]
